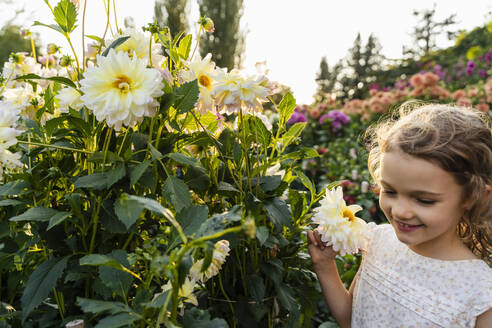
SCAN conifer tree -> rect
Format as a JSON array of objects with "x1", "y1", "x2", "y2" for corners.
[
  {"x1": 198, "y1": 0, "x2": 245, "y2": 70},
  {"x1": 314, "y1": 56, "x2": 341, "y2": 104},
  {"x1": 154, "y1": 0, "x2": 189, "y2": 38}
]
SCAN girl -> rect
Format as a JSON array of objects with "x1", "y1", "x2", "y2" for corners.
[{"x1": 308, "y1": 103, "x2": 492, "y2": 327}]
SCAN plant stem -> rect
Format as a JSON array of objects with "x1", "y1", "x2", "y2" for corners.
[
  {"x1": 112, "y1": 0, "x2": 119, "y2": 32},
  {"x1": 30, "y1": 35, "x2": 37, "y2": 61},
  {"x1": 81, "y1": 0, "x2": 88, "y2": 71},
  {"x1": 218, "y1": 273, "x2": 236, "y2": 327},
  {"x1": 18, "y1": 140, "x2": 94, "y2": 154},
  {"x1": 88, "y1": 196, "x2": 102, "y2": 253},
  {"x1": 191, "y1": 26, "x2": 202, "y2": 60},
  {"x1": 65, "y1": 34, "x2": 80, "y2": 79}
]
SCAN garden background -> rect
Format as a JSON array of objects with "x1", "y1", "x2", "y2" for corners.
[{"x1": 0, "y1": 0, "x2": 491, "y2": 327}]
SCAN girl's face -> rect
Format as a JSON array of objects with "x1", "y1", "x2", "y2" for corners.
[{"x1": 378, "y1": 150, "x2": 470, "y2": 259}]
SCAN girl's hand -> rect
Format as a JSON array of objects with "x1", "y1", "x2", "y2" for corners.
[{"x1": 307, "y1": 229, "x2": 338, "y2": 268}]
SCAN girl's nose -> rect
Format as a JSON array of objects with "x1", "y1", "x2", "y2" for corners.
[{"x1": 391, "y1": 200, "x2": 414, "y2": 220}]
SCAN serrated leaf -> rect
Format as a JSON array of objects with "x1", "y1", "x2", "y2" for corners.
[
  {"x1": 163, "y1": 176, "x2": 191, "y2": 212},
  {"x1": 249, "y1": 116, "x2": 271, "y2": 147},
  {"x1": 53, "y1": 0, "x2": 78, "y2": 33},
  {"x1": 281, "y1": 147, "x2": 320, "y2": 160},
  {"x1": 247, "y1": 274, "x2": 265, "y2": 303},
  {"x1": 281, "y1": 122, "x2": 306, "y2": 148},
  {"x1": 294, "y1": 169, "x2": 315, "y2": 195},
  {"x1": 125, "y1": 195, "x2": 174, "y2": 222},
  {"x1": 47, "y1": 212, "x2": 71, "y2": 230},
  {"x1": 85, "y1": 34, "x2": 103, "y2": 43},
  {"x1": 106, "y1": 163, "x2": 126, "y2": 188},
  {"x1": 184, "y1": 165, "x2": 210, "y2": 191},
  {"x1": 16, "y1": 74, "x2": 78, "y2": 89},
  {"x1": 129, "y1": 160, "x2": 151, "y2": 187},
  {"x1": 74, "y1": 173, "x2": 108, "y2": 190},
  {"x1": 177, "y1": 34, "x2": 192, "y2": 60},
  {"x1": 114, "y1": 195, "x2": 144, "y2": 230},
  {"x1": 77, "y1": 297, "x2": 128, "y2": 315},
  {"x1": 32, "y1": 21, "x2": 63, "y2": 33},
  {"x1": 255, "y1": 226, "x2": 269, "y2": 246},
  {"x1": 263, "y1": 197, "x2": 292, "y2": 229},
  {"x1": 173, "y1": 80, "x2": 199, "y2": 114},
  {"x1": 169, "y1": 205, "x2": 208, "y2": 248},
  {"x1": 10, "y1": 207, "x2": 59, "y2": 222},
  {"x1": 276, "y1": 283, "x2": 298, "y2": 313},
  {"x1": 21, "y1": 257, "x2": 68, "y2": 322},
  {"x1": 102, "y1": 36, "x2": 131, "y2": 57},
  {"x1": 217, "y1": 181, "x2": 240, "y2": 193},
  {"x1": 0, "y1": 180, "x2": 31, "y2": 196},
  {"x1": 166, "y1": 153, "x2": 198, "y2": 166},
  {"x1": 278, "y1": 93, "x2": 296, "y2": 128},
  {"x1": 94, "y1": 312, "x2": 141, "y2": 328}
]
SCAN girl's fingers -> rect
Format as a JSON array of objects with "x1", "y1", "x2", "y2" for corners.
[
  {"x1": 314, "y1": 230, "x2": 325, "y2": 249},
  {"x1": 307, "y1": 230, "x2": 318, "y2": 246}
]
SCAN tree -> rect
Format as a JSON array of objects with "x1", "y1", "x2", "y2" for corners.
[
  {"x1": 335, "y1": 33, "x2": 383, "y2": 100},
  {"x1": 154, "y1": 0, "x2": 189, "y2": 38},
  {"x1": 198, "y1": 0, "x2": 245, "y2": 70},
  {"x1": 313, "y1": 56, "x2": 341, "y2": 104},
  {"x1": 406, "y1": 4, "x2": 458, "y2": 57}
]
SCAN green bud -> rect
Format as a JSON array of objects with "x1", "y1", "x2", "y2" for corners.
[
  {"x1": 60, "y1": 55, "x2": 72, "y2": 67},
  {"x1": 47, "y1": 43, "x2": 59, "y2": 55},
  {"x1": 198, "y1": 17, "x2": 215, "y2": 33},
  {"x1": 10, "y1": 52, "x2": 25, "y2": 64},
  {"x1": 243, "y1": 217, "x2": 256, "y2": 239}
]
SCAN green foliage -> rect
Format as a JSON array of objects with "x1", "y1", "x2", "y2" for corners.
[
  {"x1": 0, "y1": 25, "x2": 38, "y2": 68},
  {"x1": 154, "y1": 0, "x2": 189, "y2": 38}
]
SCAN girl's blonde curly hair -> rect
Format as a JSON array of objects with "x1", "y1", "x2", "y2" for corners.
[{"x1": 365, "y1": 101, "x2": 492, "y2": 264}]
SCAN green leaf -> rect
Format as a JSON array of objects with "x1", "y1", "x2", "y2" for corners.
[
  {"x1": 47, "y1": 212, "x2": 71, "y2": 230},
  {"x1": 114, "y1": 195, "x2": 144, "y2": 230},
  {"x1": 217, "y1": 182, "x2": 240, "y2": 193},
  {"x1": 15, "y1": 74, "x2": 78, "y2": 89},
  {"x1": 163, "y1": 176, "x2": 191, "y2": 212},
  {"x1": 106, "y1": 163, "x2": 126, "y2": 188},
  {"x1": 77, "y1": 297, "x2": 128, "y2": 315},
  {"x1": 260, "y1": 258, "x2": 283, "y2": 285},
  {"x1": 129, "y1": 160, "x2": 151, "y2": 187},
  {"x1": 249, "y1": 116, "x2": 271, "y2": 147},
  {"x1": 294, "y1": 170, "x2": 316, "y2": 195},
  {"x1": 74, "y1": 173, "x2": 108, "y2": 190},
  {"x1": 53, "y1": 0, "x2": 78, "y2": 33},
  {"x1": 177, "y1": 34, "x2": 192, "y2": 60},
  {"x1": 169, "y1": 205, "x2": 208, "y2": 248},
  {"x1": 66, "y1": 116, "x2": 92, "y2": 137},
  {"x1": 0, "y1": 180, "x2": 31, "y2": 196},
  {"x1": 98, "y1": 250, "x2": 134, "y2": 297},
  {"x1": 102, "y1": 36, "x2": 131, "y2": 57},
  {"x1": 184, "y1": 165, "x2": 210, "y2": 191},
  {"x1": 80, "y1": 254, "x2": 138, "y2": 283},
  {"x1": 278, "y1": 93, "x2": 296, "y2": 128},
  {"x1": 246, "y1": 275, "x2": 265, "y2": 303},
  {"x1": 173, "y1": 80, "x2": 199, "y2": 114},
  {"x1": 276, "y1": 283, "x2": 298, "y2": 313},
  {"x1": 94, "y1": 312, "x2": 141, "y2": 328},
  {"x1": 183, "y1": 308, "x2": 229, "y2": 328},
  {"x1": 166, "y1": 153, "x2": 198, "y2": 166},
  {"x1": 255, "y1": 226, "x2": 269, "y2": 246},
  {"x1": 32, "y1": 21, "x2": 63, "y2": 33},
  {"x1": 281, "y1": 147, "x2": 319, "y2": 160},
  {"x1": 10, "y1": 207, "x2": 60, "y2": 222},
  {"x1": 281, "y1": 122, "x2": 306, "y2": 148},
  {"x1": 263, "y1": 198, "x2": 292, "y2": 229},
  {"x1": 125, "y1": 195, "x2": 175, "y2": 222},
  {"x1": 85, "y1": 34, "x2": 103, "y2": 43},
  {"x1": 21, "y1": 257, "x2": 68, "y2": 322},
  {"x1": 0, "y1": 199, "x2": 24, "y2": 206}
]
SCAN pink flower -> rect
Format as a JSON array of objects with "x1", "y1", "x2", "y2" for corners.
[
  {"x1": 457, "y1": 97, "x2": 472, "y2": 107},
  {"x1": 452, "y1": 89, "x2": 466, "y2": 100},
  {"x1": 475, "y1": 103, "x2": 490, "y2": 113}
]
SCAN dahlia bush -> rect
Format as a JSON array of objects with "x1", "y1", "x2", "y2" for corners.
[{"x1": 0, "y1": 1, "x2": 326, "y2": 326}]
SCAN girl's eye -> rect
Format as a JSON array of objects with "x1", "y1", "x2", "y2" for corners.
[
  {"x1": 382, "y1": 190, "x2": 396, "y2": 195},
  {"x1": 417, "y1": 199, "x2": 435, "y2": 205}
]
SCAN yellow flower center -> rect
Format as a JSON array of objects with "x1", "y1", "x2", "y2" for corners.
[
  {"x1": 198, "y1": 74, "x2": 212, "y2": 89},
  {"x1": 113, "y1": 75, "x2": 132, "y2": 93},
  {"x1": 342, "y1": 209, "x2": 355, "y2": 221}
]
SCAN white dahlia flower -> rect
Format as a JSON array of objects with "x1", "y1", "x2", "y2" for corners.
[
  {"x1": 190, "y1": 240, "x2": 230, "y2": 283},
  {"x1": 105, "y1": 28, "x2": 164, "y2": 68},
  {"x1": 0, "y1": 102, "x2": 23, "y2": 179},
  {"x1": 56, "y1": 87, "x2": 83, "y2": 113},
  {"x1": 180, "y1": 53, "x2": 217, "y2": 114},
  {"x1": 213, "y1": 70, "x2": 270, "y2": 114},
  {"x1": 79, "y1": 49, "x2": 164, "y2": 130},
  {"x1": 2, "y1": 54, "x2": 42, "y2": 87},
  {"x1": 312, "y1": 186, "x2": 373, "y2": 255},
  {"x1": 160, "y1": 277, "x2": 198, "y2": 307}
]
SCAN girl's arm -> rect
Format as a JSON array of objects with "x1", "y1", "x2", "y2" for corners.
[
  {"x1": 308, "y1": 230, "x2": 357, "y2": 328},
  {"x1": 476, "y1": 309, "x2": 492, "y2": 327}
]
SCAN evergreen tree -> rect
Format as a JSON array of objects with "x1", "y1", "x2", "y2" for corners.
[
  {"x1": 198, "y1": 0, "x2": 245, "y2": 70},
  {"x1": 406, "y1": 5, "x2": 458, "y2": 57},
  {"x1": 314, "y1": 56, "x2": 341, "y2": 104},
  {"x1": 154, "y1": 0, "x2": 189, "y2": 38}
]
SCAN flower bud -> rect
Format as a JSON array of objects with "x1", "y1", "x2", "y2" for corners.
[
  {"x1": 21, "y1": 28, "x2": 31, "y2": 38},
  {"x1": 47, "y1": 43, "x2": 59, "y2": 55},
  {"x1": 199, "y1": 17, "x2": 215, "y2": 33},
  {"x1": 351, "y1": 169, "x2": 358, "y2": 180},
  {"x1": 243, "y1": 217, "x2": 256, "y2": 239},
  {"x1": 60, "y1": 55, "x2": 72, "y2": 67},
  {"x1": 349, "y1": 148, "x2": 357, "y2": 159},
  {"x1": 10, "y1": 52, "x2": 25, "y2": 64}
]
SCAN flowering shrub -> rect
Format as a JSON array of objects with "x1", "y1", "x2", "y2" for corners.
[{"x1": 0, "y1": 1, "x2": 327, "y2": 326}]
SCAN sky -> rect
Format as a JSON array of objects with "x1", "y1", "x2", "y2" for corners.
[{"x1": 3, "y1": 0, "x2": 492, "y2": 104}]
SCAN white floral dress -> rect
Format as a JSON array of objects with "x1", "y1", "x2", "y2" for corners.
[{"x1": 351, "y1": 224, "x2": 492, "y2": 328}]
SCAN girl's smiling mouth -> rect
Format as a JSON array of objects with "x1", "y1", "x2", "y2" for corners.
[{"x1": 395, "y1": 220, "x2": 424, "y2": 232}]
